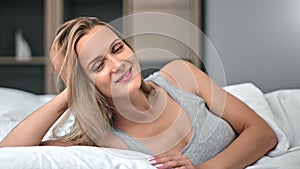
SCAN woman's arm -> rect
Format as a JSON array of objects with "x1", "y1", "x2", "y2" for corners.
[
  {"x1": 188, "y1": 61, "x2": 277, "y2": 169},
  {"x1": 199, "y1": 87, "x2": 277, "y2": 169},
  {"x1": 161, "y1": 60, "x2": 277, "y2": 169},
  {"x1": 0, "y1": 89, "x2": 69, "y2": 147}
]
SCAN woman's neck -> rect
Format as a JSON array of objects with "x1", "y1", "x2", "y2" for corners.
[{"x1": 110, "y1": 82, "x2": 167, "y2": 127}]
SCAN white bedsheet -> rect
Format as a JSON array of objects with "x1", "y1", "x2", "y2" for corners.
[{"x1": 1, "y1": 84, "x2": 300, "y2": 169}]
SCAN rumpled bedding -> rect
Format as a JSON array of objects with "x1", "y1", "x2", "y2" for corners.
[
  {"x1": 0, "y1": 84, "x2": 300, "y2": 169},
  {"x1": 224, "y1": 84, "x2": 300, "y2": 169}
]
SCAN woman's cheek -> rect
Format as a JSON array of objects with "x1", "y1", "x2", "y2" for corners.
[
  {"x1": 94, "y1": 72, "x2": 113, "y2": 97},
  {"x1": 128, "y1": 73, "x2": 142, "y2": 91}
]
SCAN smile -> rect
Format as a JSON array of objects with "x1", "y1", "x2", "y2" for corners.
[{"x1": 115, "y1": 67, "x2": 133, "y2": 83}]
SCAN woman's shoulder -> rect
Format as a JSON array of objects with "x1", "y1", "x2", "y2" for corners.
[{"x1": 159, "y1": 60, "x2": 205, "y2": 94}]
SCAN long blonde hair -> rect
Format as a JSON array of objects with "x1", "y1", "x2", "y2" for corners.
[{"x1": 50, "y1": 17, "x2": 152, "y2": 146}]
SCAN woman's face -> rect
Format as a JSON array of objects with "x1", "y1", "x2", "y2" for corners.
[{"x1": 76, "y1": 25, "x2": 142, "y2": 98}]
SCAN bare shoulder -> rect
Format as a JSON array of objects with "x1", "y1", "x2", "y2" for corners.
[{"x1": 159, "y1": 60, "x2": 207, "y2": 94}]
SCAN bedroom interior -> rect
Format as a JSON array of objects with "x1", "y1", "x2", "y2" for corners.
[{"x1": 0, "y1": 0, "x2": 299, "y2": 168}]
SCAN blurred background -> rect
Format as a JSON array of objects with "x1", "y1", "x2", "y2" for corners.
[{"x1": 0, "y1": 0, "x2": 299, "y2": 94}]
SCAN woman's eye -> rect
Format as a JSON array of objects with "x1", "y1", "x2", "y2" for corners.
[
  {"x1": 112, "y1": 42, "x2": 124, "y2": 54},
  {"x1": 94, "y1": 62, "x2": 104, "y2": 72}
]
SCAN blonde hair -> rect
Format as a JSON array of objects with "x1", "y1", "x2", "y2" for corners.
[{"x1": 50, "y1": 17, "x2": 151, "y2": 146}]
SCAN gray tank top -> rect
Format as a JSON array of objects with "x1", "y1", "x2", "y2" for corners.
[{"x1": 112, "y1": 72, "x2": 236, "y2": 166}]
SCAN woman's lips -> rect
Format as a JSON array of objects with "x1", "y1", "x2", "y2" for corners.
[{"x1": 115, "y1": 67, "x2": 133, "y2": 83}]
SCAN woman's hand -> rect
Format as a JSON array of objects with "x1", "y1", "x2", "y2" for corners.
[{"x1": 148, "y1": 152, "x2": 197, "y2": 169}]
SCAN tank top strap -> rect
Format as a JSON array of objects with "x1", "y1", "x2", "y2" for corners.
[{"x1": 145, "y1": 72, "x2": 206, "y2": 121}]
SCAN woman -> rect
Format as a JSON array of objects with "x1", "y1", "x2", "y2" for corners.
[{"x1": 0, "y1": 17, "x2": 277, "y2": 169}]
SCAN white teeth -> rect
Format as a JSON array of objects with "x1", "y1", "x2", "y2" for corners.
[
  {"x1": 117, "y1": 68, "x2": 131, "y2": 82},
  {"x1": 120, "y1": 71, "x2": 128, "y2": 81}
]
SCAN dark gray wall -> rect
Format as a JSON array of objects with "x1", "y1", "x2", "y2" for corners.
[{"x1": 204, "y1": 0, "x2": 300, "y2": 93}]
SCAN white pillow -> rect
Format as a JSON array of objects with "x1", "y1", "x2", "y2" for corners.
[
  {"x1": 224, "y1": 83, "x2": 289, "y2": 156},
  {"x1": 0, "y1": 87, "x2": 43, "y2": 122},
  {"x1": 265, "y1": 89, "x2": 300, "y2": 148},
  {"x1": 0, "y1": 121, "x2": 19, "y2": 141},
  {"x1": 0, "y1": 146, "x2": 155, "y2": 169},
  {"x1": 0, "y1": 87, "x2": 56, "y2": 141}
]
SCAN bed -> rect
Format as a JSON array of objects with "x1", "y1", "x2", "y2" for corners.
[{"x1": 0, "y1": 83, "x2": 299, "y2": 169}]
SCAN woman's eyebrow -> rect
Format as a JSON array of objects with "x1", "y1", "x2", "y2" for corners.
[{"x1": 110, "y1": 38, "x2": 121, "y2": 49}]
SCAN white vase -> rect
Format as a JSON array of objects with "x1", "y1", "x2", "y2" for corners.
[{"x1": 15, "y1": 29, "x2": 32, "y2": 61}]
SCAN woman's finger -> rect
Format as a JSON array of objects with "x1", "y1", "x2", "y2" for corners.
[{"x1": 148, "y1": 152, "x2": 194, "y2": 169}]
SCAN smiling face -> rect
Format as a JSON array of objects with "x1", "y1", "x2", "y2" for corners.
[{"x1": 76, "y1": 25, "x2": 142, "y2": 99}]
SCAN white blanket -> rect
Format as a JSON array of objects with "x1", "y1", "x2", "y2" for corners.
[{"x1": 1, "y1": 84, "x2": 300, "y2": 169}]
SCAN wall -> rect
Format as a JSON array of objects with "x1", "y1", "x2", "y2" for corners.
[
  {"x1": 123, "y1": 0, "x2": 201, "y2": 78},
  {"x1": 203, "y1": 0, "x2": 300, "y2": 93}
]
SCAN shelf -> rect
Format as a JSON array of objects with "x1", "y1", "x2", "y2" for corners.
[{"x1": 0, "y1": 57, "x2": 45, "y2": 65}]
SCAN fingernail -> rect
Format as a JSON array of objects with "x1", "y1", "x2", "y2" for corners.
[
  {"x1": 149, "y1": 160, "x2": 156, "y2": 164},
  {"x1": 147, "y1": 156, "x2": 154, "y2": 161},
  {"x1": 154, "y1": 164, "x2": 163, "y2": 168}
]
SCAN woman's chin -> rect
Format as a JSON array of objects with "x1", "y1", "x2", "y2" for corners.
[
  {"x1": 127, "y1": 75, "x2": 142, "y2": 92},
  {"x1": 110, "y1": 75, "x2": 141, "y2": 98}
]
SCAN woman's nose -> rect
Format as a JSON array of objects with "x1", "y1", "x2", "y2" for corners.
[{"x1": 107, "y1": 55, "x2": 122, "y2": 72}]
